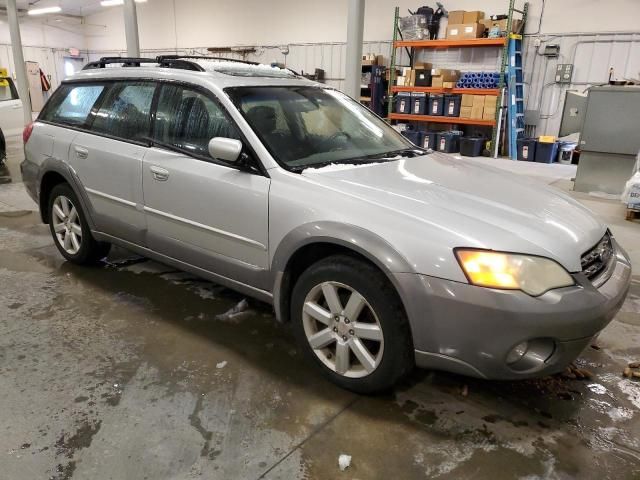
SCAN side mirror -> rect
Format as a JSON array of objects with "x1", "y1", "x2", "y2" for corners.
[{"x1": 208, "y1": 137, "x2": 242, "y2": 163}]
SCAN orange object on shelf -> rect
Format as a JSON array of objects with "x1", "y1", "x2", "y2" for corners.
[
  {"x1": 389, "y1": 113, "x2": 496, "y2": 126},
  {"x1": 391, "y1": 86, "x2": 500, "y2": 96}
]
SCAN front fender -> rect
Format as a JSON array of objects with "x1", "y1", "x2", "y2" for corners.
[{"x1": 270, "y1": 221, "x2": 415, "y2": 322}]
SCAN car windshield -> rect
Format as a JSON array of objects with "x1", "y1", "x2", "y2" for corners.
[{"x1": 226, "y1": 86, "x2": 422, "y2": 170}]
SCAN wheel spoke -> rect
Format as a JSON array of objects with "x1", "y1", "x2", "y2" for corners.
[
  {"x1": 54, "y1": 223, "x2": 66, "y2": 233},
  {"x1": 70, "y1": 223, "x2": 82, "y2": 236},
  {"x1": 353, "y1": 322, "x2": 383, "y2": 342},
  {"x1": 335, "y1": 341, "x2": 350, "y2": 374},
  {"x1": 70, "y1": 232, "x2": 81, "y2": 252},
  {"x1": 321, "y1": 283, "x2": 343, "y2": 314},
  {"x1": 304, "y1": 301, "x2": 332, "y2": 325},
  {"x1": 60, "y1": 197, "x2": 70, "y2": 216},
  {"x1": 343, "y1": 291, "x2": 366, "y2": 321},
  {"x1": 350, "y1": 338, "x2": 377, "y2": 373},
  {"x1": 63, "y1": 232, "x2": 71, "y2": 251},
  {"x1": 53, "y1": 204, "x2": 66, "y2": 221},
  {"x1": 68, "y1": 206, "x2": 78, "y2": 223},
  {"x1": 307, "y1": 328, "x2": 335, "y2": 349}
]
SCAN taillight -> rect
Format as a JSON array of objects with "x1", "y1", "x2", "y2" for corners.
[{"x1": 23, "y1": 122, "x2": 34, "y2": 144}]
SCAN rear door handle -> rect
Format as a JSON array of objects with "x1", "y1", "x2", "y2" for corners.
[
  {"x1": 150, "y1": 166, "x2": 169, "y2": 181},
  {"x1": 74, "y1": 146, "x2": 89, "y2": 159}
]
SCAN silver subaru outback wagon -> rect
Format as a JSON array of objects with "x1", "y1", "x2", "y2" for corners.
[{"x1": 21, "y1": 56, "x2": 631, "y2": 393}]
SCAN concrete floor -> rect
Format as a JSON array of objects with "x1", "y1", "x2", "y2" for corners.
[{"x1": 1, "y1": 137, "x2": 640, "y2": 480}]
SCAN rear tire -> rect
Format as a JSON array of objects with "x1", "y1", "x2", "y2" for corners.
[
  {"x1": 48, "y1": 183, "x2": 110, "y2": 265},
  {"x1": 291, "y1": 254, "x2": 413, "y2": 394}
]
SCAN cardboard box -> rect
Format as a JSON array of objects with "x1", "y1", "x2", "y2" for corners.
[
  {"x1": 472, "y1": 95, "x2": 485, "y2": 107},
  {"x1": 484, "y1": 96, "x2": 498, "y2": 108},
  {"x1": 396, "y1": 76, "x2": 406, "y2": 87},
  {"x1": 431, "y1": 69, "x2": 461, "y2": 82},
  {"x1": 471, "y1": 105, "x2": 484, "y2": 119},
  {"x1": 402, "y1": 66, "x2": 412, "y2": 76},
  {"x1": 448, "y1": 23, "x2": 485, "y2": 39},
  {"x1": 483, "y1": 106, "x2": 496, "y2": 120},
  {"x1": 460, "y1": 106, "x2": 472, "y2": 119},
  {"x1": 448, "y1": 10, "x2": 465, "y2": 25},
  {"x1": 431, "y1": 76, "x2": 443, "y2": 87},
  {"x1": 485, "y1": 18, "x2": 523, "y2": 34},
  {"x1": 414, "y1": 62, "x2": 433, "y2": 69},
  {"x1": 463, "y1": 11, "x2": 485, "y2": 23},
  {"x1": 442, "y1": 81, "x2": 457, "y2": 89},
  {"x1": 461, "y1": 94, "x2": 475, "y2": 107},
  {"x1": 408, "y1": 69, "x2": 416, "y2": 87}
]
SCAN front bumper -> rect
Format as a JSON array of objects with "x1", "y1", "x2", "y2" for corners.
[{"x1": 395, "y1": 239, "x2": 632, "y2": 380}]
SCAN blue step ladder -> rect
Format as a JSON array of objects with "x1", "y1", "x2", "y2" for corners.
[{"x1": 507, "y1": 34, "x2": 525, "y2": 160}]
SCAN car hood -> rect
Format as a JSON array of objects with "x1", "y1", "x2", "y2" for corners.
[{"x1": 301, "y1": 152, "x2": 606, "y2": 272}]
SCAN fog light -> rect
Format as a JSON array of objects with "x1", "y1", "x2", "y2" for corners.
[{"x1": 506, "y1": 341, "x2": 529, "y2": 365}]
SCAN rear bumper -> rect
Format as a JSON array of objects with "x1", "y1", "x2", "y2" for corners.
[{"x1": 396, "y1": 239, "x2": 632, "y2": 380}]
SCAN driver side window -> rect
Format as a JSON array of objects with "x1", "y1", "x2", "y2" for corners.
[{"x1": 153, "y1": 84, "x2": 240, "y2": 159}]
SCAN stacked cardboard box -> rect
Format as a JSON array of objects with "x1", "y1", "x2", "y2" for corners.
[
  {"x1": 460, "y1": 94, "x2": 474, "y2": 118},
  {"x1": 362, "y1": 54, "x2": 384, "y2": 66},
  {"x1": 471, "y1": 95, "x2": 485, "y2": 120},
  {"x1": 483, "y1": 95, "x2": 497, "y2": 120},
  {"x1": 396, "y1": 63, "x2": 433, "y2": 87},
  {"x1": 446, "y1": 10, "x2": 485, "y2": 39},
  {"x1": 431, "y1": 68, "x2": 460, "y2": 88},
  {"x1": 480, "y1": 18, "x2": 524, "y2": 35}
]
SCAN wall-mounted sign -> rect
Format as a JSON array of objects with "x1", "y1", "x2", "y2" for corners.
[{"x1": 69, "y1": 48, "x2": 81, "y2": 57}]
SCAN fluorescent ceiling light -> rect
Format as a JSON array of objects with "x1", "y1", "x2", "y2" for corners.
[
  {"x1": 28, "y1": 6, "x2": 62, "y2": 15},
  {"x1": 101, "y1": 0, "x2": 147, "y2": 6}
]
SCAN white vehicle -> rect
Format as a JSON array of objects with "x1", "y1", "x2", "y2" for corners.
[{"x1": 0, "y1": 75, "x2": 24, "y2": 162}]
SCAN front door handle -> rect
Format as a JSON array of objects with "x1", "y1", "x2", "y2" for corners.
[
  {"x1": 74, "y1": 146, "x2": 89, "y2": 159},
  {"x1": 150, "y1": 166, "x2": 169, "y2": 182}
]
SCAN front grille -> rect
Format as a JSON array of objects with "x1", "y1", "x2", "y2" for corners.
[{"x1": 581, "y1": 232, "x2": 614, "y2": 281}]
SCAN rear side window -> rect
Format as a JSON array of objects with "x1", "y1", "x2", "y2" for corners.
[
  {"x1": 0, "y1": 77, "x2": 19, "y2": 102},
  {"x1": 42, "y1": 84, "x2": 104, "y2": 126},
  {"x1": 91, "y1": 82, "x2": 156, "y2": 142},
  {"x1": 153, "y1": 84, "x2": 240, "y2": 158}
]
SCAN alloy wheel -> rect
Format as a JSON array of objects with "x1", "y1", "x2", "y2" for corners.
[
  {"x1": 302, "y1": 281, "x2": 384, "y2": 378},
  {"x1": 51, "y1": 195, "x2": 83, "y2": 255}
]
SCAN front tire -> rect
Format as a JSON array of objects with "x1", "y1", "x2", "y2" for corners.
[
  {"x1": 291, "y1": 255, "x2": 413, "y2": 394},
  {"x1": 48, "y1": 183, "x2": 110, "y2": 265}
]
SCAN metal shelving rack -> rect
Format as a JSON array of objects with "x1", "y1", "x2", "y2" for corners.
[{"x1": 387, "y1": 2, "x2": 528, "y2": 156}]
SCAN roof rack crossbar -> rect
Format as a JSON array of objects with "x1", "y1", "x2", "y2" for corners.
[
  {"x1": 156, "y1": 55, "x2": 260, "y2": 66},
  {"x1": 82, "y1": 56, "x2": 158, "y2": 70}
]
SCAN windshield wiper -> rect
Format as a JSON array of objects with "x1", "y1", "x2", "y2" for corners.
[{"x1": 363, "y1": 147, "x2": 426, "y2": 160}]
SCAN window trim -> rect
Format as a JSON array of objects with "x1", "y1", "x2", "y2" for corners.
[{"x1": 37, "y1": 77, "x2": 268, "y2": 177}]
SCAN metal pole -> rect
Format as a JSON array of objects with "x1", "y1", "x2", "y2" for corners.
[
  {"x1": 344, "y1": 0, "x2": 365, "y2": 100},
  {"x1": 123, "y1": 0, "x2": 141, "y2": 57},
  {"x1": 6, "y1": 0, "x2": 32, "y2": 125}
]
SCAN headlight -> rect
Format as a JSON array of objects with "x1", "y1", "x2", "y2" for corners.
[{"x1": 455, "y1": 249, "x2": 574, "y2": 296}]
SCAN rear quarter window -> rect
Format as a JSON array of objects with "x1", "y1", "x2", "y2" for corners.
[{"x1": 41, "y1": 84, "x2": 105, "y2": 127}]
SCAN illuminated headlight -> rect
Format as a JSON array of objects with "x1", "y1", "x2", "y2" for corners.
[{"x1": 455, "y1": 249, "x2": 575, "y2": 296}]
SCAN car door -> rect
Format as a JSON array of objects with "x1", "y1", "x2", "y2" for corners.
[
  {"x1": 67, "y1": 81, "x2": 156, "y2": 245},
  {"x1": 0, "y1": 76, "x2": 24, "y2": 137},
  {"x1": 142, "y1": 83, "x2": 270, "y2": 288}
]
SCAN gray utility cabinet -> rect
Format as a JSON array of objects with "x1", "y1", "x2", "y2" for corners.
[{"x1": 574, "y1": 86, "x2": 640, "y2": 195}]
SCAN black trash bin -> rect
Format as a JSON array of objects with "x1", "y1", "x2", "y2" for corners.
[
  {"x1": 436, "y1": 131, "x2": 461, "y2": 153},
  {"x1": 395, "y1": 92, "x2": 412, "y2": 114},
  {"x1": 422, "y1": 131, "x2": 438, "y2": 150},
  {"x1": 444, "y1": 94, "x2": 461, "y2": 117},
  {"x1": 460, "y1": 137, "x2": 485, "y2": 157},
  {"x1": 428, "y1": 94, "x2": 444, "y2": 116},
  {"x1": 535, "y1": 141, "x2": 559, "y2": 163},
  {"x1": 402, "y1": 128, "x2": 425, "y2": 146},
  {"x1": 516, "y1": 138, "x2": 537, "y2": 161}
]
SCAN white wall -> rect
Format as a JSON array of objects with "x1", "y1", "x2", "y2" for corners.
[
  {"x1": 83, "y1": 0, "x2": 640, "y2": 50},
  {"x1": 0, "y1": 17, "x2": 85, "y2": 90}
]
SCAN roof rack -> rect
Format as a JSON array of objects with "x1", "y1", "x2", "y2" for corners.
[
  {"x1": 83, "y1": 57, "x2": 158, "y2": 70},
  {"x1": 156, "y1": 55, "x2": 260, "y2": 66}
]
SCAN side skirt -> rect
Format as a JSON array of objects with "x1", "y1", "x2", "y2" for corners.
[{"x1": 93, "y1": 231, "x2": 274, "y2": 305}]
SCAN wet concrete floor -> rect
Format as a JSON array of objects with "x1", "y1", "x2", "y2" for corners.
[{"x1": 1, "y1": 137, "x2": 640, "y2": 479}]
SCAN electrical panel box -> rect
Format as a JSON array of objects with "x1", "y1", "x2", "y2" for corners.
[{"x1": 555, "y1": 64, "x2": 573, "y2": 84}]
